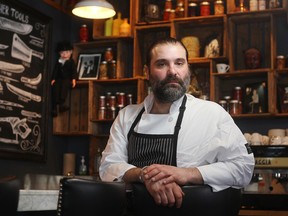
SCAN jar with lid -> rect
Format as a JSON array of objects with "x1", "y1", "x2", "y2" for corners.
[
  {"x1": 175, "y1": 3, "x2": 185, "y2": 18},
  {"x1": 276, "y1": 55, "x2": 286, "y2": 70},
  {"x1": 224, "y1": 95, "x2": 231, "y2": 112},
  {"x1": 214, "y1": 0, "x2": 224, "y2": 15},
  {"x1": 200, "y1": 1, "x2": 210, "y2": 16},
  {"x1": 126, "y1": 94, "x2": 133, "y2": 105},
  {"x1": 188, "y1": 2, "x2": 198, "y2": 17},
  {"x1": 99, "y1": 95, "x2": 106, "y2": 108},
  {"x1": 249, "y1": 0, "x2": 258, "y2": 11},
  {"x1": 108, "y1": 60, "x2": 117, "y2": 79},
  {"x1": 79, "y1": 24, "x2": 88, "y2": 42},
  {"x1": 117, "y1": 92, "x2": 126, "y2": 106},
  {"x1": 269, "y1": 0, "x2": 280, "y2": 9},
  {"x1": 219, "y1": 100, "x2": 227, "y2": 111},
  {"x1": 104, "y1": 48, "x2": 113, "y2": 62},
  {"x1": 233, "y1": 86, "x2": 243, "y2": 114},
  {"x1": 106, "y1": 106, "x2": 116, "y2": 119},
  {"x1": 229, "y1": 100, "x2": 239, "y2": 115},
  {"x1": 169, "y1": 9, "x2": 176, "y2": 20},
  {"x1": 99, "y1": 61, "x2": 108, "y2": 80},
  {"x1": 98, "y1": 106, "x2": 106, "y2": 120},
  {"x1": 163, "y1": 8, "x2": 171, "y2": 21},
  {"x1": 258, "y1": 0, "x2": 266, "y2": 10},
  {"x1": 109, "y1": 95, "x2": 116, "y2": 108}
]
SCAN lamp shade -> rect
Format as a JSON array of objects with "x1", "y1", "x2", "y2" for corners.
[{"x1": 72, "y1": 0, "x2": 116, "y2": 19}]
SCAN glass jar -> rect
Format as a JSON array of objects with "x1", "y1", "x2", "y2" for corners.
[
  {"x1": 175, "y1": 3, "x2": 185, "y2": 18},
  {"x1": 200, "y1": 1, "x2": 210, "y2": 16},
  {"x1": 188, "y1": 2, "x2": 198, "y2": 17},
  {"x1": 79, "y1": 24, "x2": 88, "y2": 42},
  {"x1": 169, "y1": 9, "x2": 176, "y2": 20},
  {"x1": 219, "y1": 100, "x2": 227, "y2": 111},
  {"x1": 249, "y1": 0, "x2": 258, "y2": 11},
  {"x1": 99, "y1": 61, "x2": 108, "y2": 80},
  {"x1": 276, "y1": 55, "x2": 286, "y2": 70},
  {"x1": 109, "y1": 95, "x2": 116, "y2": 108},
  {"x1": 214, "y1": 0, "x2": 224, "y2": 15},
  {"x1": 98, "y1": 107, "x2": 106, "y2": 120},
  {"x1": 163, "y1": 8, "x2": 171, "y2": 21},
  {"x1": 98, "y1": 95, "x2": 106, "y2": 108},
  {"x1": 229, "y1": 100, "x2": 239, "y2": 115},
  {"x1": 108, "y1": 60, "x2": 117, "y2": 79},
  {"x1": 165, "y1": 0, "x2": 172, "y2": 9},
  {"x1": 117, "y1": 92, "x2": 126, "y2": 106},
  {"x1": 104, "y1": 48, "x2": 113, "y2": 62},
  {"x1": 258, "y1": 0, "x2": 266, "y2": 10}
]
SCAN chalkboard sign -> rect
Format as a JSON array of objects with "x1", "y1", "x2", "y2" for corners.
[{"x1": 0, "y1": 0, "x2": 50, "y2": 161}]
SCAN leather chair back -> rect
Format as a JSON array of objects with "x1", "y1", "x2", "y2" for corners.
[
  {"x1": 131, "y1": 183, "x2": 242, "y2": 216},
  {"x1": 0, "y1": 175, "x2": 20, "y2": 216},
  {"x1": 57, "y1": 177, "x2": 127, "y2": 216}
]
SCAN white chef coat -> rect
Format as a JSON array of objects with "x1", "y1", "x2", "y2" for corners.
[{"x1": 99, "y1": 93, "x2": 255, "y2": 192}]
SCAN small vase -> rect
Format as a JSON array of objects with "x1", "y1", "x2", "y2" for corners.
[{"x1": 119, "y1": 18, "x2": 130, "y2": 37}]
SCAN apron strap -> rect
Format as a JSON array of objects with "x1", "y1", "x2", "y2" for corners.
[{"x1": 128, "y1": 107, "x2": 145, "y2": 140}]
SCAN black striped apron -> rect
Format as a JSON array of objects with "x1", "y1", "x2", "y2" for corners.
[{"x1": 127, "y1": 96, "x2": 187, "y2": 168}]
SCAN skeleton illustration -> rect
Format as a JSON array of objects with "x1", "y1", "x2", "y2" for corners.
[{"x1": 0, "y1": 117, "x2": 31, "y2": 144}]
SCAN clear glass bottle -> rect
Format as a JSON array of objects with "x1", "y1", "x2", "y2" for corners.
[{"x1": 79, "y1": 156, "x2": 87, "y2": 175}]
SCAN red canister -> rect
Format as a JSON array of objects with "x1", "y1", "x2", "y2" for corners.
[
  {"x1": 80, "y1": 24, "x2": 88, "y2": 42},
  {"x1": 200, "y1": 1, "x2": 210, "y2": 16}
]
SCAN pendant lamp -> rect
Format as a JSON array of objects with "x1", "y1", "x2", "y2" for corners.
[{"x1": 72, "y1": 0, "x2": 116, "y2": 19}]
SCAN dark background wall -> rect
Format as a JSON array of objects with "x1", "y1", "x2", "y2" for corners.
[{"x1": 0, "y1": 0, "x2": 287, "y2": 186}]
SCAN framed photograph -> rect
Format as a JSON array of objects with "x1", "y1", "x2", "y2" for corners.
[
  {"x1": 77, "y1": 53, "x2": 102, "y2": 80},
  {"x1": 0, "y1": 0, "x2": 51, "y2": 162}
]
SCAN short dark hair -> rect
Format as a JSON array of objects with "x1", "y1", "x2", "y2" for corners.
[{"x1": 145, "y1": 37, "x2": 189, "y2": 66}]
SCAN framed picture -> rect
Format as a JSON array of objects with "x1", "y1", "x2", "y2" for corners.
[
  {"x1": 0, "y1": 0, "x2": 51, "y2": 162},
  {"x1": 77, "y1": 53, "x2": 102, "y2": 80}
]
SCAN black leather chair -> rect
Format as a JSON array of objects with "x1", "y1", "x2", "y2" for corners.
[
  {"x1": 131, "y1": 183, "x2": 242, "y2": 216},
  {"x1": 57, "y1": 177, "x2": 127, "y2": 216},
  {"x1": 0, "y1": 175, "x2": 20, "y2": 216}
]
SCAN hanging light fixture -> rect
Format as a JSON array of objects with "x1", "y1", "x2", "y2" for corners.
[{"x1": 72, "y1": 0, "x2": 116, "y2": 19}]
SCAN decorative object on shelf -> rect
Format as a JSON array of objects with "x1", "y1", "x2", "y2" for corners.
[
  {"x1": 278, "y1": 85, "x2": 288, "y2": 113},
  {"x1": 204, "y1": 33, "x2": 221, "y2": 58},
  {"x1": 216, "y1": 63, "x2": 230, "y2": 73},
  {"x1": 92, "y1": 20, "x2": 105, "y2": 38},
  {"x1": 119, "y1": 18, "x2": 131, "y2": 36},
  {"x1": 63, "y1": 153, "x2": 76, "y2": 176},
  {"x1": 188, "y1": 2, "x2": 198, "y2": 17},
  {"x1": 72, "y1": 0, "x2": 116, "y2": 19},
  {"x1": 77, "y1": 53, "x2": 102, "y2": 80},
  {"x1": 112, "y1": 12, "x2": 122, "y2": 36},
  {"x1": 145, "y1": 2, "x2": 160, "y2": 20},
  {"x1": 244, "y1": 48, "x2": 261, "y2": 69},
  {"x1": 104, "y1": 17, "x2": 113, "y2": 36},
  {"x1": 181, "y1": 36, "x2": 200, "y2": 59},
  {"x1": 79, "y1": 156, "x2": 87, "y2": 175},
  {"x1": 244, "y1": 82, "x2": 268, "y2": 114},
  {"x1": 249, "y1": 0, "x2": 258, "y2": 11},
  {"x1": 99, "y1": 60, "x2": 109, "y2": 80}
]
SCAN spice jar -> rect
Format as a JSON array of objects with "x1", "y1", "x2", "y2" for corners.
[
  {"x1": 276, "y1": 55, "x2": 286, "y2": 70},
  {"x1": 188, "y1": 2, "x2": 198, "y2": 17},
  {"x1": 200, "y1": 1, "x2": 210, "y2": 16},
  {"x1": 229, "y1": 100, "x2": 239, "y2": 115},
  {"x1": 104, "y1": 48, "x2": 113, "y2": 62},
  {"x1": 175, "y1": 3, "x2": 185, "y2": 18},
  {"x1": 98, "y1": 106, "x2": 106, "y2": 120},
  {"x1": 99, "y1": 61, "x2": 108, "y2": 79},
  {"x1": 99, "y1": 95, "x2": 106, "y2": 108},
  {"x1": 108, "y1": 60, "x2": 117, "y2": 79},
  {"x1": 163, "y1": 8, "x2": 171, "y2": 21},
  {"x1": 214, "y1": 0, "x2": 224, "y2": 15},
  {"x1": 79, "y1": 24, "x2": 88, "y2": 42}
]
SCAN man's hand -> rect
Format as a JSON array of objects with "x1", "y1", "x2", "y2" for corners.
[
  {"x1": 144, "y1": 180, "x2": 184, "y2": 208},
  {"x1": 143, "y1": 164, "x2": 203, "y2": 186}
]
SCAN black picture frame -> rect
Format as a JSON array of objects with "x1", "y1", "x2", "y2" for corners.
[
  {"x1": 0, "y1": 0, "x2": 51, "y2": 162},
  {"x1": 77, "y1": 53, "x2": 101, "y2": 80}
]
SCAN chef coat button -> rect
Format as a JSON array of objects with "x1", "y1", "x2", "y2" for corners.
[{"x1": 168, "y1": 117, "x2": 173, "y2": 122}]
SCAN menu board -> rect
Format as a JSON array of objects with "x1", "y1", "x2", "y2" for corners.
[{"x1": 0, "y1": 0, "x2": 50, "y2": 161}]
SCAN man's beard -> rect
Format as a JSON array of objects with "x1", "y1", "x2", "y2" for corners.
[{"x1": 150, "y1": 74, "x2": 191, "y2": 103}]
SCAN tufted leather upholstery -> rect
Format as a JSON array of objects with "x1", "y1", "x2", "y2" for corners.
[
  {"x1": 57, "y1": 177, "x2": 127, "y2": 216},
  {"x1": 131, "y1": 183, "x2": 242, "y2": 216},
  {"x1": 0, "y1": 175, "x2": 20, "y2": 216}
]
